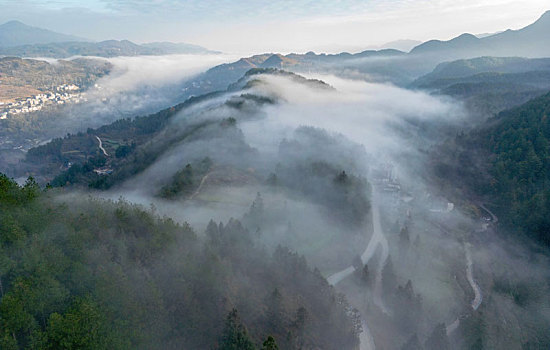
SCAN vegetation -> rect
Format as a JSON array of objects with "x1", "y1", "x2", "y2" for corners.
[
  {"x1": 431, "y1": 91, "x2": 550, "y2": 245},
  {"x1": 0, "y1": 173, "x2": 359, "y2": 349},
  {"x1": 158, "y1": 158, "x2": 212, "y2": 199},
  {"x1": 412, "y1": 57, "x2": 550, "y2": 116},
  {"x1": 484, "y1": 92, "x2": 550, "y2": 245}
]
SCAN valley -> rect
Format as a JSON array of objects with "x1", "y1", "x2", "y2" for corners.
[{"x1": 1, "y1": 6, "x2": 550, "y2": 350}]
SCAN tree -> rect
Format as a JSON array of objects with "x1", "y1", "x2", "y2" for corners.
[
  {"x1": 249, "y1": 192, "x2": 264, "y2": 217},
  {"x1": 261, "y1": 336, "x2": 279, "y2": 350},
  {"x1": 335, "y1": 170, "x2": 349, "y2": 185},
  {"x1": 45, "y1": 298, "x2": 109, "y2": 350},
  {"x1": 205, "y1": 219, "x2": 221, "y2": 246},
  {"x1": 218, "y1": 309, "x2": 255, "y2": 350},
  {"x1": 265, "y1": 288, "x2": 284, "y2": 333}
]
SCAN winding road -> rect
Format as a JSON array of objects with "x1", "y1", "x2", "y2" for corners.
[
  {"x1": 465, "y1": 243, "x2": 483, "y2": 310},
  {"x1": 95, "y1": 136, "x2": 108, "y2": 156},
  {"x1": 479, "y1": 203, "x2": 499, "y2": 224},
  {"x1": 446, "y1": 242, "x2": 483, "y2": 335},
  {"x1": 327, "y1": 191, "x2": 389, "y2": 310},
  {"x1": 327, "y1": 191, "x2": 390, "y2": 350}
]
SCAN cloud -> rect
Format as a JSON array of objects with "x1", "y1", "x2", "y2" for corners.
[{"x1": 1, "y1": 0, "x2": 548, "y2": 53}]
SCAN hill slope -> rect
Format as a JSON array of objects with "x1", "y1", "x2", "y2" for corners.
[
  {"x1": 431, "y1": 92, "x2": 550, "y2": 245},
  {"x1": 0, "y1": 174, "x2": 360, "y2": 349},
  {"x1": 412, "y1": 57, "x2": 550, "y2": 114}
]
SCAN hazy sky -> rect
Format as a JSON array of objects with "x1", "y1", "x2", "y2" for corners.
[{"x1": 0, "y1": 0, "x2": 548, "y2": 54}]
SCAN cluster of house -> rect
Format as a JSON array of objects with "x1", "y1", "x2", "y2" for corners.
[{"x1": 0, "y1": 84, "x2": 84, "y2": 120}]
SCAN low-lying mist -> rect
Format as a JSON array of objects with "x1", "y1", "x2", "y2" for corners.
[
  {"x1": 54, "y1": 70, "x2": 550, "y2": 349},
  {"x1": 3, "y1": 53, "x2": 237, "y2": 149}
]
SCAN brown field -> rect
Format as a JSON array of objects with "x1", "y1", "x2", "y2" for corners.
[{"x1": 0, "y1": 84, "x2": 42, "y2": 104}]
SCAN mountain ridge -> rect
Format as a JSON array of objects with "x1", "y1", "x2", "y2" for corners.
[
  {"x1": 0, "y1": 20, "x2": 217, "y2": 57},
  {"x1": 410, "y1": 10, "x2": 550, "y2": 58},
  {"x1": 0, "y1": 20, "x2": 88, "y2": 47}
]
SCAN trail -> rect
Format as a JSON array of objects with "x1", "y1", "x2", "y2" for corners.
[
  {"x1": 189, "y1": 172, "x2": 211, "y2": 200},
  {"x1": 465, "y1": 243, "x2": 482, "y2": 310},
  {"x1": 328, "y1": 191, "x2": 389, "y2": 312},
  {"x1": 446, "y1": 242, "x2": 483, "y2": 335},
  {"x1": 95, "y1": 136, "x2": 108, "y2": 156},
  {"x1": 326, "y1": 191, "x2": 390, "y2": 350},
  {"x1": 479, "y1": 203, "x2": 498, "y2": 224},
  {"x1": 370, "y1": 198, "x2": 390, "y2": 314},
  {"x1": 359, "y1": 319, "x2": 376, "y2": 350}
]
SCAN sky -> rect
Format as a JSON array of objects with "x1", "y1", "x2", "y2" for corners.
[{"x1": 0, "y1": 0, "x2": 548, "y2": 54}]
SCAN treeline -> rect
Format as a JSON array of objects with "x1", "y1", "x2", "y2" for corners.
[
  {"x1": 484, "y1": 91, "x2": 550, "y2": 245},
  {"x1": 0, "y1": 174, "x2": 359, "y2": 349},
  {"x1": 24, "y1": 92, "x2": 221, "y2": 185},
  {"x1": 430, "y1": 91, "x2": 550, "y2": 245}
]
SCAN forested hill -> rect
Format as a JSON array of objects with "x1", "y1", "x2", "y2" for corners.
[
  {"x1": 431, "y1": 91, "x2": 550, "y2": 245},
  {"x1": 0, "y1": 174, "x2": 360, "y2": 349},
  {"x1": 410, "y1": 57, "x2": 550, "y2": 116},
  {"x1": 483, "y1": 91, "x2": 550, "y2": 244}
]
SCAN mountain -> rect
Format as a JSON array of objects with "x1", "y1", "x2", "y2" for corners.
[
  {"x1": 430, "y1": 91, "x2": 550, "y2": 246},
  {"x1": 413, "y1": 57, "x2": 550, "y2": 84},
  {"x1": 0, "y1": 39, "x2": 217, "y2": 58},
  {"x1": 176, "y1": 49, "x2": 408, "y2": 99},
  {"x1": 411, "y1": 56, "x2": 550, "y2": 114},
  {"x1": 0, "y1": 21, "x2": 217, "y2": 58},
  {"x1": 0, "y1": 20, "x2": 87, "y2": 47},
  {"x1": 259, "y1": 54, "x2": 299, "y2": 68},
  {"x1": 22, "y1": 68, "x2": 335, "y2": 185},
  {"x1": 410, "y1": 10, "x2": 550, "y2": 58},
  {"x1": 410, "y1": 33, "x2": 484, "y2": 57},
  {"x1": 377, "y1": 39, "x2": 423, "y2": 52}
]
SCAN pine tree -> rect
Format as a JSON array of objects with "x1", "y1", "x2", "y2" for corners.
[
  {"x1": 261, "y1": 336, "x2": 279, "y2": 350},
  {"x1": 218, "y1": 309, "x2": 256, "y2": 350}
]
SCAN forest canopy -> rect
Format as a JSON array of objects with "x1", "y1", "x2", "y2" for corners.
[{"x1": 0, "y1": 174, "x2": 359, "y2": 349}]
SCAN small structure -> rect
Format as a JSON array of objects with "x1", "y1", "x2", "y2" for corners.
[{"x1": 93, "y1": 167, "x2": 113, "y2": 175}]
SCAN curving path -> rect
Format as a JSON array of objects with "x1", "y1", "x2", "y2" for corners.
[
  {"x1": 479, "y1": 203, "x2": 498, "y2": 224},
  {"x1": 189, "y1": 172, "x2": 212, "y2": 200},
  {"x1": 369, "y1": 198, "x2": 389, "y2": 314},
  {"x1": 446, "y1": 242, "x2": 483, "y2": 335},
  {"x1": 328, "y1": 191, "x2": 389, "y2": 311},
  {"x1": 95, "y1": 136, "x2": 108, "y2": 156},
  {"x1": 327, "y1": 191, "x2": 390, "y2": 350},
  {"x1": 465, "y1": 243, "x2": 482, "y2": 310}
]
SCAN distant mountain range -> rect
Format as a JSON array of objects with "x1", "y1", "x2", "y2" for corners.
[
  {"x1": 367, "y1": 39, "x2": 423, "y2": 53},
  {"x1": 410, "y1": 11, "x2": 550, "y2": 58},
  {"x1": 0, "y1": 21, "x2": 218, "y2": 57},
  {"x1": 410, "y1": 56, "x2": 550, "y2": 115},
  {"x1": 412, "y1": 57, "x2": 550, "y2": 87},
  {"x1": 0, "y1": 20, "x2": 87, "y2": 47}
]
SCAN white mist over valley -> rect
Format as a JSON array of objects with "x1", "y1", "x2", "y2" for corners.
[{"x1": 0, "y1": 2, "x2": 549, "y2": 349}]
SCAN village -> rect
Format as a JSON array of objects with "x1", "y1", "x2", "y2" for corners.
[{"x1": 0, "y1": 83, "x2": 85, "y2": 119}]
